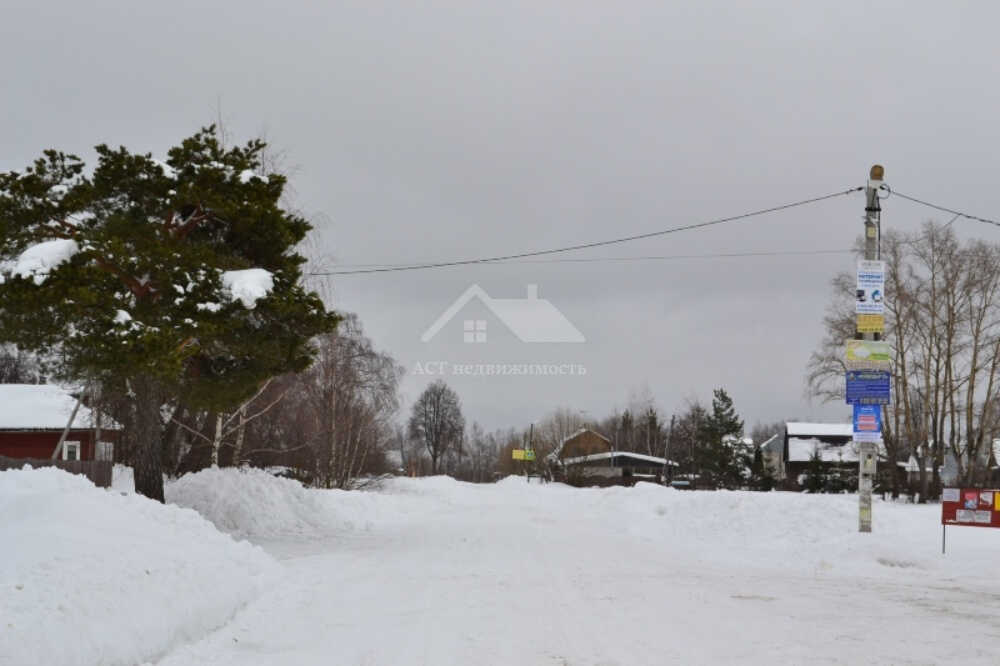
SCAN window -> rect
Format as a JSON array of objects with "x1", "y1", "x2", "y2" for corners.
[
  {"x1": 463, "y1": 319, "x2": 486, "y2": 343},
  {"x1": 63, "y1": 441, "x2": 81, "y2": 461},
  {"x1": 96, "y1": 441, "x2": 114, "y2": 462}
]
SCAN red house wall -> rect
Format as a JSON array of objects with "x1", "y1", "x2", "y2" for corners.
[{"x1": 0, "y1": 430, "x2": 98, "y2": 460}]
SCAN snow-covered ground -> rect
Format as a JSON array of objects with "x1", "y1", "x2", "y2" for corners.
[
  {"x1": 7, "y1": 468, "x2": 1000, "y2": 665},
  {"x1": 0, "y1": 466, "x2": 278, "y2": 666}
]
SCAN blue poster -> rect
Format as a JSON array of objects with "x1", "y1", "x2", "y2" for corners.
[
  {"x1": 853, "y1": 404, "x2": 882, "y2": 442},
  {"x1": 845, "y1": 370, "x2": 891, "y2": 405}
]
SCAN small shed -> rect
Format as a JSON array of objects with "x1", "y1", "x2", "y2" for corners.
[{"x1": 0, "y1": 384, "x2": 117, "y2": 462}]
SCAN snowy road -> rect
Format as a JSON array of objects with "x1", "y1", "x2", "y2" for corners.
[{"x1": 158, "y1": 479, "x2": 1000, "y2": 665}]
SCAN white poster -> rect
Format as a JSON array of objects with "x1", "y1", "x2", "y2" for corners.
[
  {"x1": 856, "y1": 260, "x2": 886, "y2": 315},
  {"x1": 942, "y1": 488, "x2": 960, "y2": 502}
]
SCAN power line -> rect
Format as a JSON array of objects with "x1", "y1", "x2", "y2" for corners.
[
  {"x1": 887, "y1": 188, "x2": 1000, "y2": 228},
  {"x1": 325, "y1": 248, "x2": 855, "y2": 270},
  {"x1": 310, "y1": 187, "x2": 862, "y2": 276}
]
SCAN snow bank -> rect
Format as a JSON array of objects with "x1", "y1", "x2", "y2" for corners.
[
  {"x1": 10, "y1": 239, "x2": 79, "y2": 284},
  {"x1": 481, "y1": 478, "x2": 1000, "y2": 579},
  {"x1": 165, "y1": 467, "x2": 413, "y2": 538},
  {"x1": 221, "y1": 268, "x2": 273, "y2": 309},
  {"x1": 0, "y1": 467, "x2": 278, "y2": 666}
]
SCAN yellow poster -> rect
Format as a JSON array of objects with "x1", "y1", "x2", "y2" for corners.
[
  {"x1": 512, "y1": 449, "x2": 525, "y2": 460},
  {"x1": 995, "y1": 492, "x2": 1000, "y2": 511},
  {"x1": 857, "y1": 314, "x2": 885, "y2": 333}
]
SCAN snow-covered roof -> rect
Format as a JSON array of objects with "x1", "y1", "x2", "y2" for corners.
[
  {"x1": 787, "y1": 437, "x2": 886, "y2": 463},
  {"x1": 561, "y1": 451, "x2": 679, "y2": 467},
  {"x1": 0, "y1": 384, "x2": 118, "y2": 430},
  {"x1": 787, "y1": 437, "x2": 857, "y2": 463},
  {"x1": 785, "y1": 422, "x2": 853, "y2": 438}
]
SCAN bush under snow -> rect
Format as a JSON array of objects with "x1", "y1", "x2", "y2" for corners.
[{"x1": 0, "y1": 466, "x2": 279, "y2": 666}]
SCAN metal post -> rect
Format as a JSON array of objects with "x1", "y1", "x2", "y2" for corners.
[
  {"x1": 858, "y1": 165, "x2": 884, "y2": 533},
  {"x1": 942, "y1": 525, "x2": 946, "y2": 555}
]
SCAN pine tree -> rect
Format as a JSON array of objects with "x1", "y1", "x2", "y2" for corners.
[
  {"x1": 0, "y1": 127, "x2": 338, "y2": 500},
  {"x1": 701, "y1": 388, "x2": 746, "y2": 488}
]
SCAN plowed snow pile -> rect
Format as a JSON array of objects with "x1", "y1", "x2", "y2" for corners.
[
  {"x1": 0, "y1": 466, "x2": 278, "y2": 666},
  {"x1": 164, "y1": 467, "x2": 420, "y2": 538}
]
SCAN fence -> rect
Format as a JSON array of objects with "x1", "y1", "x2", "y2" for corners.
[{"x1": 0, "y1": 455, "x2": 113, "y2": 488}]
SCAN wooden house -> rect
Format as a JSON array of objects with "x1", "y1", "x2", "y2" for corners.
[
  {"x1": 547, "y1": 428, "x2": 676, "y2": 486},
  {"x1": 0, "y1": 384, "x2": 118, "y2": 487}
]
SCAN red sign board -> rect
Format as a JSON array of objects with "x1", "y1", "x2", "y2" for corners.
[{"x1": 941, "y1": 488, "x2": 1000, "y2": 528}]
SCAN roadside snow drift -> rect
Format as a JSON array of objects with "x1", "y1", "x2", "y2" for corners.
[
  {"x1": 0, "y1": 466, "x2": 278, "y2": 666},
  {"x1": 165, "y1": 467, "x2": 408, "y2": 538}
]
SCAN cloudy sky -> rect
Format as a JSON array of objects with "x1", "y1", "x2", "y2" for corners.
[{"x1": 4, "y1": 1, "x2": 999, "y2": 432}]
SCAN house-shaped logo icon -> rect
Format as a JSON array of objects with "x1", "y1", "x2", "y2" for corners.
[{"x1": 421, "y1": 284, "x2": 585, "y2": 344}]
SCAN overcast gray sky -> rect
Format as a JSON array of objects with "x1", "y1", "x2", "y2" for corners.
[{"x1": 4, "y1": 1, "x2": 999, "y2": 432}]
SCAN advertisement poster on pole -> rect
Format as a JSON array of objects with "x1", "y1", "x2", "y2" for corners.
[
  {"x1": 856, "y1": 260, "x2": 886, "y2": 315},
  {"x1": 845, "y1": 370, "x2": 891, "y2": 405},
  {"x1": 845, "y1": 340, "x2": 891, "y2": 370},
  {"x1": 853, "y1": 404, "x2": 882, "y2": 443}
]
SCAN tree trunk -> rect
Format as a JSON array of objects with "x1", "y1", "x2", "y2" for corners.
[
  {"x1": 210, "y1": 412, "x2": 223, "y2": 468},
  {"x1": 232, "y1": 405, "x2": 248, "y2": 466},
  {"x1": 132, "y1": 375, "x2": 165, "y2": 502}
]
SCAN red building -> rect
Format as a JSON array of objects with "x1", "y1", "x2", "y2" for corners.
[{"x1": 0, "y1": 384, "x2": 118, "y2": 462}]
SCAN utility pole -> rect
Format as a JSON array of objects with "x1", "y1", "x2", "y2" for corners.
[{"x1": 857, "y1": 165, "x2": 884, "y2": 533}]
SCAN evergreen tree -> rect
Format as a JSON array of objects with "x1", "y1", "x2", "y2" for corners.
[
  {"x1": 0, "y1": 127, "x2": 338, "y2": 500},
  {"x1": 701, "y1": 388, "x2": 747, "y2": 488},
  {"x1": 804, "y1": 449, "x2": 826, "y2": 493}
]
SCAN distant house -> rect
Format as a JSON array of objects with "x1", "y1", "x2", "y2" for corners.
[
  {"x1": 0, "y1": 384, "x2": 117, "y2": 462},
  {"x1": 900, "y1": 455, "x2": 935, "y2": 486},
  {"x1": 547, "y1": 428, "x2": 676, "y2": 486},
  {"x1": 549, "y1": 428, "x2": 613, "y2": 461},
  {"x1": 781, "y1": 422, "x2": 855, "y2": 487}
]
